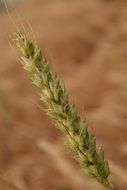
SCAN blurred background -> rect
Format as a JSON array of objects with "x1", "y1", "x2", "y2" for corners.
[{"x1": 0, "y1": 0, "x2": 127, "y2": 189}]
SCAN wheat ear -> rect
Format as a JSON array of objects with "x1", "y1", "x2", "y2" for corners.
[{"x1": 11, "y1": 31, "x2": 113, "y2": 190}]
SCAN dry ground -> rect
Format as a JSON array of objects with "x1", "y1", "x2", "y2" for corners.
[{"x1": 0, "y1": 0, "x2": 127, "y2": 189}]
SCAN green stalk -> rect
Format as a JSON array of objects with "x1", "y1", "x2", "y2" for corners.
[{"x1": 11, "y1": 31, "x2": 113, "y2": 190}]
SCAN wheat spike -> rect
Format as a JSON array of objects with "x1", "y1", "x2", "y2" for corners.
[{"x1": 11, "y1": 31, "x2": 113, "y2": 190}]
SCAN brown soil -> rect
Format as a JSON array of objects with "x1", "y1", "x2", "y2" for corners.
[{"x1": 0, "y1": 0, "x2": 127, "y2": 189}]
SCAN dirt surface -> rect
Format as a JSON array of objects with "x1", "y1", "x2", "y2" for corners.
[{"x1": 0, "y1": 0, "x2": 127, "y2": 189}]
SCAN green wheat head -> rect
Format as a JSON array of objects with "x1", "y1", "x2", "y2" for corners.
[{"x1": 11, "y1": 31, "x2": 113, "y2": 190}]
